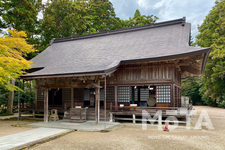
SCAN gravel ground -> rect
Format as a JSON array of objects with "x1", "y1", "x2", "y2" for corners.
[
  {"x1": 28, "y1": 106, "x2": 225, "y2": 150},
  {"x1": 0, "y1": 120, "x2": 36, "y2": 137}
]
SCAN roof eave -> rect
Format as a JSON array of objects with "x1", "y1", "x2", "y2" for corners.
[
  {"x1": 21, "y1": 47, "x2": 211, "y2": 80},
  {"x1": 20, "y1": 71, "x2": 106, "y2": 80},
  {"x1": 121, "y1": 47, "x2": 211, "y2": 64},
  {"x1": 201, "y1": 47, "x2": 211, "y2": 74}
]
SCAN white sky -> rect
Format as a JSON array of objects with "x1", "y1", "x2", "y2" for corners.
[{"x1": 110, "y1": 0, "x2": 216, "y2": 41}]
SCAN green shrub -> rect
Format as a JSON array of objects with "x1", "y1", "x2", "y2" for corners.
[
  {"x1": 0, "y1": 112, "x2": 14, "y2": 116},
  {"x1": 205, "y1": 98, "x2": 217, "y2": 107},
  {"x1": 0, "y1": 105, "x2": 7, "y2": 114},
  {"x1": 218, "y1": 101, "x2": 225, "y2": 108}
]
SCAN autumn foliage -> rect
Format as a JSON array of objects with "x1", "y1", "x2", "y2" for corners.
[{"x1": 0, "y1": 29, "x2": 35, "y2": 91}]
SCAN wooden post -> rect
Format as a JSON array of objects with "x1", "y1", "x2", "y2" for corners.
[
  {"x1": 131, "y1": 87, "x2": 134, "y2": 104},
  {"x1": 19, "y1": 109, "x2": 21, "y2": 117},
  {"x1": 173, "y1": 84, "x2": 175, "y2": 107},
  {"x1": 32, "y1": 110, "x2": 35, "y2": 118},
  {"x1": 115, "y1": 86, "x2": 118, "y2": 107},
  {"x1": 71, "y1": 88, "x2": 74, "y2": 108},
  {"x1": 95, "y1": 80, "x2": 100, "y2": 125},
  {"x1": 44, "y1": 88, "x2": 48, "y2": 123},
  {"x1": 104, "y1": 76, "x2": 106, "y2": 128},
  {"x1": 138, "y1": 87, "x2": 140, "y2": 106},
  {"x1": 133, "y1": 114, "x2": 136, "y2": 123},
  {"x1": 35, "y1": 88, "x2": 38, "y2": 109},
  {"x1": 109, "y1": 112, "x2": 113, "y2": 122},
  {"x1": 19, "y1": 97, "x2": 21, "y2": 118}
]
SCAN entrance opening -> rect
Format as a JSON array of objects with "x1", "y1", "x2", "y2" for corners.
[
  {"x1": 131, "y1": 86, "x2": 156, "y2": 107},
  {"x1": 48, "y1": 89, "x2": 62, "y2": 106}
]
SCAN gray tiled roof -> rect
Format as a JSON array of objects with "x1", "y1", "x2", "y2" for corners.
[{"x1": 22, "y1": 18, "x2": 211, "y2": 77}]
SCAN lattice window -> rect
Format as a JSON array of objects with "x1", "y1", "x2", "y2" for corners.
[
  {"x1": 175, "y1": 86, "x2": 178, "y2": 107},
  {"x1": 134, "y1": 89, "x2": 138, "y2": 101},
  {"x1": 106, "y1": 86, "x2": 115, "y2": 102},
  {"x1": 74, "y1": 88, "x2": 84, "y2": 102},
  {"x1": 37, "y1": 89, "x2": 44, "y2": 101},
  {"x1": 62, "y1": 88, "x2": 71, "y2": 102},
  {"x1": 100, "y1": 88, "x2": 104, "y2": 101},
  {"x1": 140, "y1": 88, "x2": 149, "y2": 101},
  {"x1": 178, "y1": 87, "x2": 181, "y2": 107},
  {"x1": 84, "y1": 89, "x2": 90, "y2": 101},
  {"x1": 156, "y1": 85, "x2": 171, "y2": 103},
  {"x1": 118, "y1": 86, "x2": 130, "y2": 102}
]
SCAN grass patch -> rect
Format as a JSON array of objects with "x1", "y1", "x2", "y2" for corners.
[
  {"x1": 0, "y1": 113, "x2": 14, "y2": 116},
  {"x1": 4, "y1": 118, "x2": 39, "y2": 122},
  {"x1": 100, "y1": 129, "x2": 111, "y2": 133}
]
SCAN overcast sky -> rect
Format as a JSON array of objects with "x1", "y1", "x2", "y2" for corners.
[{"x1": 110, "y1": 0, "x2": 216, "y2": 41}]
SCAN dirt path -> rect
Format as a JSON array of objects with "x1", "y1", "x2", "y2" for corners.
[
  {"x1": 0, "y1": 121, "x2": 35, "y2": 137},
  {"x1": 28, "y1": 106, "x2": 225, "y2": 150}
]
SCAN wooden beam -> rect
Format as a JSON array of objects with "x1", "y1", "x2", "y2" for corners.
[
  {"x1": 86, "y1": 83, "x2": 102, "y2": 89},
  {"x1": 71, "y1": 88, "x2": 74, "y2": 108},
  {"x1": 21, "y1": 73, "x2": 104, "y2": 80},
  {"x1": 44, "y1": 88, "x2": 48, "y2": 123},
  {"x1": 105, "y1": 69, "x2": 117, "y2": 76},
  {"x1": 37, "y1": 81, "x2": 95, "y2": 89},
  {"x1": 114, "y1": 79, "x2": 172, "y2": 85},
  {"x1": 180, "y1": 66, "x2": 201, "y2": 75}
]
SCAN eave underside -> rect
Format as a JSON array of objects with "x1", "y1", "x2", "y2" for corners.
[{"x1": 22, "y1": 53, "x2": 206, "y2": 82}]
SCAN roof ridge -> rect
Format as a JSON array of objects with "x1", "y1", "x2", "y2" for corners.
[{"x1": 51, "y1": 17, "x2": 186, "y2": 44}]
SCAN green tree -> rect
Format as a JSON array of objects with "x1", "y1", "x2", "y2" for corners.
[
  {"x1": 2, "y1": 0, "x2": 43, "y2": 59},
  {"x1": 0, "y1": 0, "x2": 10, "y2": 29},
  {"x1": 41, "y1": 0, "x2": 91, "y2": 48},
  {"x1": 195, "y1": 0, "x2": 225, "y2": 107},
  {"x1": 182, "y1": 77, "x2": 203, "y2": 105},
  {"x1": 88, "y1": 0, "x2": 121, "y2": 32},
  {"x1": 121, "y1": 9, "x2": 158, "y2": 28},
  {"x1": 0, "y1": 81, "x2": 35, "y2": 114}
]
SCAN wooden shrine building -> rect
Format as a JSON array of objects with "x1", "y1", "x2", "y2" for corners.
[{"x1": 21, "y1": 17, "x2": 211, "y2": 124}]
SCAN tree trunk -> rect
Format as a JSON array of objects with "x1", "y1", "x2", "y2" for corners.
[{"x1": 7, "y1": 80, "x2": 15, "y2": 113}]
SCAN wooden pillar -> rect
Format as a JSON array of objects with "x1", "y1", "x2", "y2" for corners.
[
  {"x1": 35, "y1": 88, "x2": 38, "y2": 108},
  {"x1": 71, "y1": 88, "x2": 74, "y2": 108},
  {"x1": 95, "y1": 80, "x2": 100, "y2": 125},
  {"x1": 32, "y1": 110, "x2": 35, "y2": 118},
  {"x1": 104, "y1": 76, "x2": 106, "y2": 124},
  {"x1": 173, "y1": 84, "x2": 176, "y2": 107},
  {"x1": 114, "y1": 86, "x2": 118, "y2": 107},
  {"x1": 44, "y1": 88, "x2": 48, "y2": 123},
  {"x1": 109, "y1": 112, "x2": 113, "y2": 122},
  {"x1": 131, "y1": 87, "x2": 134, "y2": 104},
  {"x1": 138, "y1": 87, "x2": 140, "y2": 106},
  {"x1": 133, "y1": 114, "x2": 136, "y2": 123}
]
